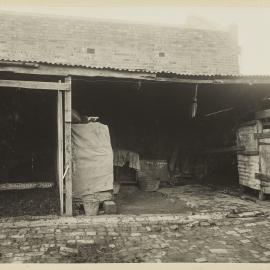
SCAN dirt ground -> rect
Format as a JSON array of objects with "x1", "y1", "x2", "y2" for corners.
[
  {"x1": 115, "y1": 182, "x2": 264, "y2": 215},
  {"x1": 0, "y1": 181, "x2": 268, "y2": 217},
  {"x1": 115, "y1": 185, "x2": 193, "y2": 214},
  {"x1": 0, "y1": 188, "x2": 59, "y2": 217}
]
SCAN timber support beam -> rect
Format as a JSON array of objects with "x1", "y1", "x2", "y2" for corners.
[{"x1": 64, "y1": 76, "x2": 72, "y2": 216}]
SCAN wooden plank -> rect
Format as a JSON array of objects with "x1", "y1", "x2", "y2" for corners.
[
  {"x1": 262, "y1": 121, "x2": 270, "y2": 127},
  {"x1": 0, "y1": 79, "x2": 70, "y2": 91},
  {"x1": 0, "y1": 182, "x2": 54, "y2": 190},
  {"x1": 258, "y1": 142, "x2": 270, "y2": 146},
  {"x1": 238, "y1": 120, "x2": 258, "y2": 128},
  {"x1": 205, "y1": 145, "x2": 245, "y2": 154},
  {"x1": 237, "y1": 121, "x2": 262, "y2": 152},
  {"x1": 254, "y1": 132, "x2": 270, "y2": 139},
  {"x1": 239, "y1": 151, "x2": 260, "y2": 156},
  {"x1": 2, "y1": 63, "x2": 270, "y2": 85},
  {"x1": 57, "y1": 88, "x2": 64, "y2": 215},
  {"x1": 255, "y1": 109, "x2": 270, "y2": 120},
  {"x1": 255, "y1": 173, "x2": 270, "y2": 182},
  {"x1": 0, "y1": 60, "x2": 39, "y2": 68},
  {"x1": 205, "y1": 107, "x2": 234, "y2": 117},
  {"x1": 0, "y1": 65, "x2": 159, "y2": 81},
  {"x1": 258, "y1": 137, "x2": 270, "y2": 197},
  {"x1": 259, "y1": 190, "x2": 266, "y2": 201},
  {"x1": 64, "y1": 76, "x2": 72, "y2": 216}
]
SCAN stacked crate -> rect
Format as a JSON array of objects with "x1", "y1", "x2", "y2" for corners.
[
  {"x1": 237, "y1": 120, "x2": 262, "y2": 190},
  {"x1": 237, "y1": 113, "x2": 270, "y2": 199}
]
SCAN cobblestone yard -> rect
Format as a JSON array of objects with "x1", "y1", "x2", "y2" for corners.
[
  {"x1": 0, "y1": 213, "x2": 270, "y2": 263},
  {"x1": 0, "y1": 185, "x2": 270, "y2": 263}
]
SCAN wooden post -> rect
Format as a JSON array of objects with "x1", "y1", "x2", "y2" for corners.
[
  {"x1": 57, "y1": 86, "x2": 64, "y2": 215},
  {"x1": 259, "y1": 189, "x2": 266, "y2": 201},
  {"x1": 64, "y1": 77, "x2": 72, "y2": 215}
]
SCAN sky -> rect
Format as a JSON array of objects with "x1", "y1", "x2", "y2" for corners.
[{"x1": 0, "y1": 3, "x2": 270, "y2": 75}]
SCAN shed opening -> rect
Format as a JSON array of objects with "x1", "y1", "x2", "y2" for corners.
[
  {"x1": 71, "y1": 77, "x2": 270, "y2": 214},
  {"x1": 0, "y1": 87, "x2": 60, "y2": 216}
]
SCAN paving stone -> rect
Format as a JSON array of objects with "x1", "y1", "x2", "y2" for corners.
[
  {"x1": 1, "y1": 240, "x2": 12, "y2": 246},
  {"x1": 77, "y1": 239, "x2": 94, "y2": 245},
  {"x1": 209, "y1": 249, "x2": 228, "y2": 254},
  {"x1": 225, "y1": 231, "x2": 240, "y2": 236},
  {"x1": 240, "y1": 239, "x2": 251, "y2": 244},
  {"x1": 259, "y1": 257, "x2": 269, "y2": 262},
  {"x1": 170, "y1": 225, "x2": 178, "y2": 230},
  {"x1": 69, "y1": 231, "x2": 85, "y2": 236},
  {"x1": 236, "y1": 229, "x2": 251, "y2": 233},
  {"x1": 200, "y1": 221, "x2": 211, "y2": 227},
  {"x1": 0, "y1": 234, "x2": 6, "y2": 239},
  {"x1": 86, "y1": 231, "x2": 96, "y2": 236},
  {"x1": 195, "y1": 257, "x2": 208, "y2": 263},
  {"x1": 25, "y1": 251, "x2": 44, "y2": 257},
  {"x1": 20, "y1": 246, "x2": 31, "y2": 251},
  {"x1": 131, "y1": 233, "x2": 141, "y2": 237},
  {"x1": 59, "y1": 246, "x2": 78, "y2": 254},
  {"x1": 10, "y1": 234, "x2": 25, "y2": 239},
  {"x1": 2, "y1": 253, "x2": 14, "y2": 258},
  {"x1": 245, "y1": 223, "x2": 257, "y2": 227}
]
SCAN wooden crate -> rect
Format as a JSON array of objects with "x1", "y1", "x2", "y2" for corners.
[
  {"x1": 236, "y1": 120, "x2": 262, "y2": 191},
  {"x1": 237, "y1": 119, "x2": 270, "y2": 197}
]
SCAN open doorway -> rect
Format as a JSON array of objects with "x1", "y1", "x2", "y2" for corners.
[
  {"x1": 71, "y1": 77, "x2": 270, "y2": 215},
  {"x1": 0, "y1": 87, "x2": 60, "y2": 216}
]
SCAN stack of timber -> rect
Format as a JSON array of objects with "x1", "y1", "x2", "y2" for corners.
[
  {"x1": 237, "y1": 120, "x2": 261, "y2": 191},
  {"x1": 237, "y1": 116, "x2": 270, "y2": 199}
]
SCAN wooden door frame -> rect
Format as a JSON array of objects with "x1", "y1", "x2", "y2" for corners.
[{"x1": 0, "y1": 77, "x2": 72, "y2": 216}]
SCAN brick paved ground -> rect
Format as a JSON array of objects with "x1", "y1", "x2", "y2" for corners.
[
  {"x1": 0, "y1": 213, "x2": 270, "y2": 263},
  {"x1": 0, "y1": 185, "x2": 270, "y2": 263}
]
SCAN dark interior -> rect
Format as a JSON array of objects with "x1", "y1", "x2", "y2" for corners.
[
  {"x1": 0, "y1": 88, "x2": 57, "y2": 181},
  {"x1": 0, "y1": 86, "x2": 59, "y2": 216},
  {"x1": 73, "y1": 77, "x2": 270, "y2": 186},
  {"x1": 0, "y1": 75, "x2": 270, "y2": 216}
]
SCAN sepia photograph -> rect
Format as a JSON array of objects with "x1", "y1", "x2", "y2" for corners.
[{"x1": 0, "y1": 0, "x2": 269, "y2": 265}]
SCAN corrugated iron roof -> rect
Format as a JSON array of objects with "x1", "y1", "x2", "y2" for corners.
[
  {"x1": 0, "y1": 58, "x2": 245, "y2": 77},
  {"x1": 1, "y1": 58, "x2": 270, "y2": 79}
]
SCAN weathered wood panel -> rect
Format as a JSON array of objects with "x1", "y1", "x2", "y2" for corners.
[
  {"x1": 237, "y1": 120, "x2": 262, "y2": 153},
  {"x1": 57, "y1": 89, "x2": 64, "y2": 215},
  {"x1": 255, "y1": 109, "x2": 270, "y2": 120},
  {"x1": 259, "y1": 137, "x2": 270, "y2": 194},
  {"x1": 0, "y1": 182, "x2": 54, "y2": 190},
  {"x1": 0, "y1": 79, "x2": 70, "y2": 91},
  {"x1": 236, "y1": 121, "x2": 262, "y2": 191},
  {"x1": 237, "y1": 154, "x2": 260, "y2": 190},
  {"x1": 254, "y1": 132, "x2": 270, "y2": 139},
  {"x1": 64, "y1": 77, "x2": 72, "y2": 216}
]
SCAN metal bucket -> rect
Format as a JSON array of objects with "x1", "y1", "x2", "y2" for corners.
[{"x1": 82, "y1": 195, "x2": 99, "y2": 216}]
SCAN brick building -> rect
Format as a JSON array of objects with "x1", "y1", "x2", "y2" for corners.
[
  {"x1": 0, "y1": 11, "x2": 239, "y2": 75},
  {"x1": 0, "y1": 11, "x2": 270, "y2": 217}
]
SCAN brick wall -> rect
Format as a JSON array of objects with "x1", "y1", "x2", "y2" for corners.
[{"x1": 0, "y1": 12, "x2": 240, "y2": 75}]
